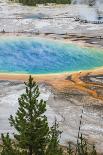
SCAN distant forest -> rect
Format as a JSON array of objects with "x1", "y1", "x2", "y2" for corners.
[{"x1": 10, "y1": 0, "x2": 71, "y2": 5}]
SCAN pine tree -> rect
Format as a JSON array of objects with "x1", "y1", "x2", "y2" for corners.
[
  {"x1": 90, "y1": 145, "x2": 97, "y2": 155},
  {"x1": 9, "y1": 0, "x2": 71, "y2": 5},
  {"x1": 1, "y1": 133, "x2": 27, "y2": 155},
  {"x1": 46, "y1": 118, "x2": 63, "y2": 155},
  {"x1": 9, "y1": 75, "x2": 49, "y2": 155},
  {"x1": 77, "y1": 134, "x2": 88, "y2": 155},
  {"x1": 67, "y1": 142, "x2": 74, "y2": 155},
  {"x1": 1, "y1": 133, "x2": 16, "y2": 155}
]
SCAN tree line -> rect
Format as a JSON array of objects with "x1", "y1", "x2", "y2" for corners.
[
  {"x1": 10, "y1": 0, "x2": 71, "y2": 6},
  {"x1": 0, "y1": 76, "x2": 97, "y2": 155}
]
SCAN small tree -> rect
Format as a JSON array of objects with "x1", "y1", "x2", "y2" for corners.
[
  {"x1": 1, "y1": 133, "x2": 27, "y2": 155},
  {"x1": 76, "y1": 134, "x2": 88, "y2": 155},
  {"x1": 1, "y1": 133, "x2": 16, "y2": 155},
  {"x1": 67, "y1": 142, "x2": 74, "y2": 155},
  {"x1": 46, "y1": 118, "x2": 63, "y2": 155},
  {"x1": 9, "y1": 76, "x2": 49, "y2": 155},
  {"x1": 90, "y1": 145, "x2": 97, "y2": 155}
]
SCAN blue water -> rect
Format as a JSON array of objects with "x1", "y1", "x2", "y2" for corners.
[{"x1": 0, "y1": 37, "x2": 103, "y2": 74}]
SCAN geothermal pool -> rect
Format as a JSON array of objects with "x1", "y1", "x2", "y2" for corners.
[{"x1": 0, "y1": 37, "x2": 103, "y2": 74}]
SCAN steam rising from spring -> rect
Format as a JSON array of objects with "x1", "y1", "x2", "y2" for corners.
[{"x1": 72, "y1": 0, "x2": 103, "y2": 23}]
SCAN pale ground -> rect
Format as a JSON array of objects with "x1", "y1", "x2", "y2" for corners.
[
  {"x1": 0, "y1": 70, "x2": 103, "y2": 153},
  {"x1": 0, "y1": 0, "x2": 103, "y2": 153},
  {"x1": 0, "y1": 0, "x2": 103, "y2": 37}
]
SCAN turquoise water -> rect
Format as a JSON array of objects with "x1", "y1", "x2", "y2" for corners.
[{"x1": 0, "y1": 37, "x2": 103, "y2": 74}]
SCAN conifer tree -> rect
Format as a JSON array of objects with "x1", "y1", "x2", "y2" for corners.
[
  {"x1": 90, "y1": 145, "x2": 97, "y2": 155},
  {"x1": 9, "y1": 76, "x2": 49, "y2": 155},
  {"x1": 1, "y1": 133, "x2": 16, "y2": 155},
  {"x1": 46, "y1": 118, "x2": 63, "y2": 155},
  {"x1": 1, "y1": 133, "x2": 27, "y2": 155},
  {"x1": 67, "y1": 142, "x2": 74, "y2": 155},
  {"x1": 9, "y1": 0, "x2": 71, "y2": 5},
  {"x1": 77, "y1": 134, "x2": 88, "y2": 155}
]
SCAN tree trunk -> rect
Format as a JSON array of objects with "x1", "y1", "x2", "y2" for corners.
[{"x1": 29, "y1": 145, "x2": 33, "y2": 155}]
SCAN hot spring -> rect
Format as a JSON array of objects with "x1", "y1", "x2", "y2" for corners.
[{"x1": 0, "y1": 37, "x2": 103, "y2": 74}]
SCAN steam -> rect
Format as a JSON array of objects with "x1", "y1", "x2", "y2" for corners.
[{"x1": 72, "y1": 0, "x2": 103, "y2": 22}]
